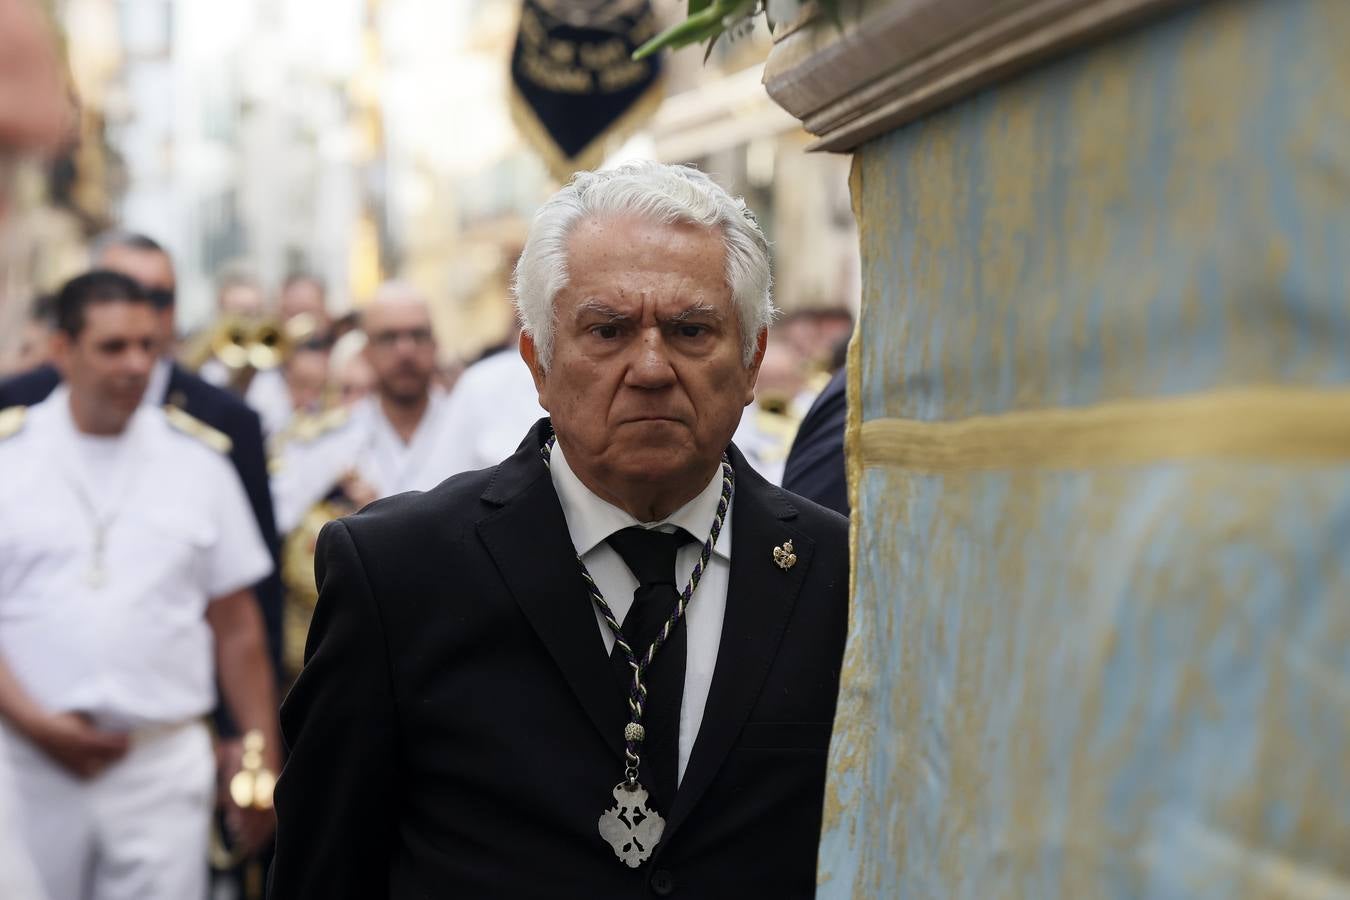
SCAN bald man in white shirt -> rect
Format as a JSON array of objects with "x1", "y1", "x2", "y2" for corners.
[{"x1": 271, "y1": 282, "x2": 458, "y2": 532}]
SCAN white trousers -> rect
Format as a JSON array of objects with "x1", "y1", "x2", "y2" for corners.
[
  {"x1": 1, "y1": 720, "x2": 214, "y2": 900},
  {"x1": 0, "y1": 738, "x2": 47, "y2": 900}
]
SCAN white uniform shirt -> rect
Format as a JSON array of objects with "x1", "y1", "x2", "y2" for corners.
[
  {"x1": 547, "y1": 442, "x2": 732, "y2": 785},
  {"x1": 201, "y1": 359, "x2": 292, "y2": 436},
  {"x1": 437, "y1": 350, "x2": 546, "y2": 477},
  {"x1": 0, "y1": 389, "x2": 272, "y2": 731},
  {"x1": 271, "y1": 391, "x2": 455, "y2": 533},
  {"x1": 243, "y1": 368, "x2": 293, "y2": 437},
  {"x1": 143, "y1": 356, "x2": 171, "y2": 408}
]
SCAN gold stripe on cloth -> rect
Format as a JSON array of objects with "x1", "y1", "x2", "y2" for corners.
[{"x1": 860, "y1": 386, "x2": 1350, "y2": 473}]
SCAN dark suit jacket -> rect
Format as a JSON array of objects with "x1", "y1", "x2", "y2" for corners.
[
  {"x1": 269, "y1": 420, "x2": 849, "y2": 899},
  {"x1": 0, "y1": 362, "x2": 285, "y2": 692},
  {"x1": 782, "y1": 368, "x2": 849, "y2": 518}
]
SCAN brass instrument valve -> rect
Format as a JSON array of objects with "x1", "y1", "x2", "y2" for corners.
[{"x1": 228, "y1": 729, "x2": 277, "y2": 811}]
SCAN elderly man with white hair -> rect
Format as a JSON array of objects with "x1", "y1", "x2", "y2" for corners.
[
  {"x1": 269, "y1": 162, "x2": 850, "y2": 899},
  {"x1": 269, "y1": 280, "x2": 452, "y2": 533}
]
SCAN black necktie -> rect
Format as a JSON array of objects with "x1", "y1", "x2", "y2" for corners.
[{"x1": 605, "y1": 526, "x2": 694, "y2": 807}]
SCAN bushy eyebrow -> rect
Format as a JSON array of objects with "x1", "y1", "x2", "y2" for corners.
[
  {"x1": 574, "y1": 299, "x2": 629, "y2": 322},
  {"x1": 573, "y1": 299, "x2": 725, "y2": 324},
  {"x1": 667, "y1": 304, "x2": 723, "y2": 324}
]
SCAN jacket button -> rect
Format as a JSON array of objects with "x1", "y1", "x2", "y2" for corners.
[{"x1": 650, "y1": 868, "x2": 676, "y2": 896}]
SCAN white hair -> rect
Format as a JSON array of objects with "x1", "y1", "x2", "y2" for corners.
[{"x1": 512, "y1": 161, "x2": 774, "y2": 371}]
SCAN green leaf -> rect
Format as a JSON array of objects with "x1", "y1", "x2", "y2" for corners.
[
  {"x1": 702, "y1": 31, "x2": 720, "y2": 63},
  {"x1": 631, "y1": 0, "x2": 762, "y2": 62},
  {"x1": 632, "y1": 0, "x2": 732, "y2": 59}
]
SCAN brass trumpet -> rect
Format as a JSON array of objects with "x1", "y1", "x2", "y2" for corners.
[
  {"x1": 182, "y1": 313, "x2": 321, "y2": 393},
  {"x1": 209, "y1": 316, "x2": 289, "y2": 371}
]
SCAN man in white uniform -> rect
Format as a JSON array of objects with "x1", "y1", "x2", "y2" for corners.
[
  {"x1": 0, "y1": 271, "x2": 281, "y2": 900},
  {"x1": 434, "y1": 336, "x2": 546, "y2": 478},
  {"x1": 271, "y1": 281, "x2": 456, "y2": 532}
]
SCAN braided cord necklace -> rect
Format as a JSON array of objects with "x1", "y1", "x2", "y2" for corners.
[{"x1": 541, "y1": 436, "x2": 734, "y2": 867}]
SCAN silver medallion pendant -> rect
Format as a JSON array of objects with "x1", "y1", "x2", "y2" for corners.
[{"x1": 597, "y1": 782, "x2": 665, "y2": 868}]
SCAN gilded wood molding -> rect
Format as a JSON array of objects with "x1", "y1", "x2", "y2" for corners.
[{"x1": 764, "y1": 0, "x2": 1196, "y2": 151}]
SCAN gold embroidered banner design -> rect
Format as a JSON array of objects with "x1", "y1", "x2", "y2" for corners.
[{"x1": 860, "y1": 386, "x2": 1350, "y2": 473}]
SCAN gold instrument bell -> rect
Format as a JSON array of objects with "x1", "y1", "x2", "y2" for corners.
[
  {"x1": 210, "y1": 316, "x2": 286, "y2": 371},
  {"x1": 184, "y1": 313, "x2": 321, "y2": 392},
  {"x1": 228, "y1": 730, "x2": 276, "y2": 810}
]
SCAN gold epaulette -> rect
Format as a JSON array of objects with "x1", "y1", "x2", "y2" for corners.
[
  {"x1": 165, "y1": 405, "x2": 233, "y2": 454},
  {"x1": 288, "y1": 406, "x2": 350, "y2": 444},
  {"x1": 0, "y1": 406, "x2": 26, "y2": 441},
  {"x1": 269, "y1": 407, "x2": 351, "y2": 471}
]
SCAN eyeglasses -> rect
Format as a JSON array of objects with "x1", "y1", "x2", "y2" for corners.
[
  {"x1": 146, "y1": 287, "x2": 175, "y2": 309},
  {"x1": 368, "y1": 327, "x2": 434, "y2": 348}
]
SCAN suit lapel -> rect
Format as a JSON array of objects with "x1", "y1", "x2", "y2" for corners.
[
  {"x1": 475, "y1": 421, "x2": 626, "y2": 763},
  {"x1": 661, "y1": 447, "x2": 813, "y2": 845},
  {"x1": 164, "y1": 362, "x2": 190, "y2": 410}
]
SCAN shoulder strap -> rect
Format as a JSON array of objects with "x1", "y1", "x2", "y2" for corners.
[
  {"x1": 288, "y1": 405, "x2": 351, "y2": 444},
  {"x1": 0, "y1": 406, "x2": 27, "y2": 441},
  {"x1": 164, "y1": 404, "x2": 233, "y2": 454}
]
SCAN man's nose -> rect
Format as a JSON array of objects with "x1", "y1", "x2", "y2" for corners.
[
  {"x1": 625, "y1": 328, "x2": 677, "y2": 388},
  {"x1": 127, "y1": 343, "x2": 155, "y2": 376}
]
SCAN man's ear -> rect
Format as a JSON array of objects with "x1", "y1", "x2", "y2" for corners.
[
  {"x1": 157, "y1": 308, "x2": 175, "y2": 351},
  {"x1": 743, "y1": 328, "x2": 768, "y2": 407},
  {"x1": 48, "y1": 329, "x2": 72, "y2": 378},
  {"x1": 518, "y1": 331, "x2": 549, "y2": 410}
]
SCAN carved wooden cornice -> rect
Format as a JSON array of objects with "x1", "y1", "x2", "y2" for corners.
[{"x1": 764, "y1": 0, "x2": 1195, "y2": 152}]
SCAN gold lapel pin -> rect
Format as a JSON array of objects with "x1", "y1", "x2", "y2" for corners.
[{"x1": 772, "y1": 539, "x2": 797, "y2": 570}]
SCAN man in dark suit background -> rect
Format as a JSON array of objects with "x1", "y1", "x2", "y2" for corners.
[
  {"x1": 0, "y1": 233, "x2": 285, "y2": 718},
  {"x1": 782, "y1": 367, "x2": 849, "y2": 518},
  {"x1": 270, "y1": 162, "x2": 849, "y2": 899}
]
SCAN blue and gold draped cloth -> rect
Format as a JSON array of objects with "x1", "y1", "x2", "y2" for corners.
[
  {"x1": 510, "y1": 0, "x2": 663, "y2": 183},
  {"x1": 820, "y1": 0, "x2": 1350, "y2": 896}
]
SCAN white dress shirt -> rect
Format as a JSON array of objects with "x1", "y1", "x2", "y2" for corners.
[
  {"x1": 143, "y1": 356, "x2": 172, "y2": 408},
  {"x1": 272, "y1": 391, "x2": 455, "y2": 533},
  {"x1": 200, "y1": 358, "x2": 293, "y2": 436},
  {"x1": 437, "y1": 349, "x2": 546, "y2": 477},
  {"x1": 0, "y1": 388, "x2": 272, "y2": 731},
  {"x1": 547, "y1": 442, "x2": 733, "y2": 785},
  {"x1": 243, "y1": 368, "x2": 293, "y2": 437}
]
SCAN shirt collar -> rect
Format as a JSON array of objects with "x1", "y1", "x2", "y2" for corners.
[
  {"x1": 548, "y1": 440, "x2": 732, "y2": 561},
  {"x1": 141, "y1": 356, "x2": 172, "y2": 407},
  {"x1": 364, "y1": 389, "x2": 448, "y2": 441},
  {"x1": 42, "y1": 383, "x2": 153, "y2": 445}
]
